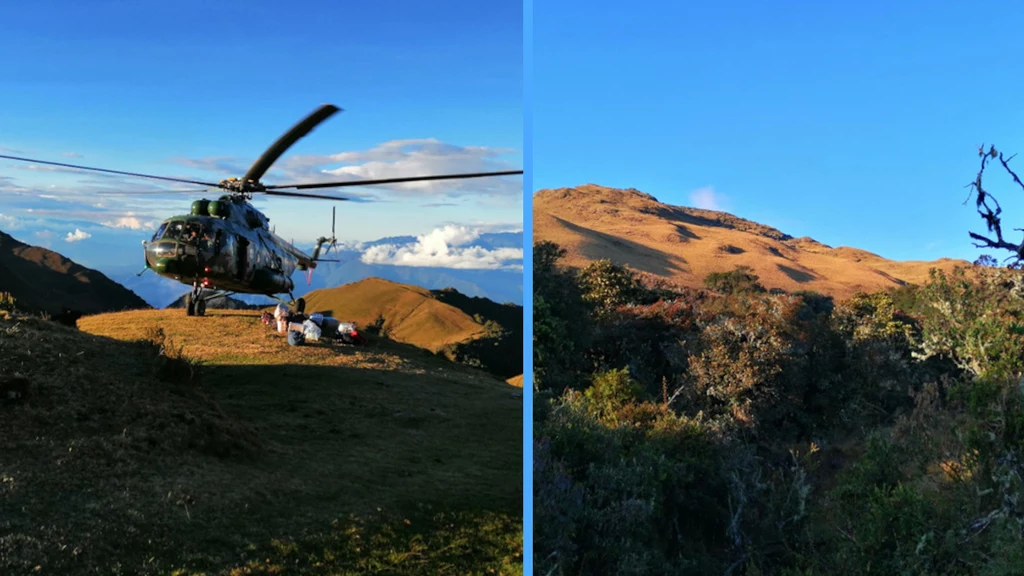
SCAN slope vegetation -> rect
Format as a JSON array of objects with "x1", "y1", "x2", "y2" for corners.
[
  {"x1": 1, "y1": 308, "x2": 522, "y2": 574},
  {"x1": 0, "y1": 229, "x2": 150, "y2": 315},
  {"x1": 534, "y1": 185, "x2": 970, "y2": 299}
]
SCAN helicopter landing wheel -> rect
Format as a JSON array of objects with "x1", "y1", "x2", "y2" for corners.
[
  {"x1": 292, "y1": 297, "x2": 306, "y2": 315},
  {"x1": 185, "y1": 292, "x2": 195, "y2": 316}
]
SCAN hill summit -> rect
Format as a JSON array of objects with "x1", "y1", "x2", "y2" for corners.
[
  {"x1": 0, "y1": 229, "x2": 150, "y2": 315},
  {"x1": 299, "y1": 277, "x2": 523, "y2": 379},
  {"x1": 533, "y1": 184, "x2": 970, "y2": 299}
]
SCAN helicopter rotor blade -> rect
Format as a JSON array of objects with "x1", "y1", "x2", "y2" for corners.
[
  {"x1": 264, "y1": 170, "x2": 523, "y2": 191},
  {"x1": 242, "y1": 104, "x2": 342, "y2": 184},
  {"x1": 91, "y1": 189, "x2": 213, "y2": 196},
  {"x1": 262, "y1": 189, "x2": 351, "y2": 201},
  {"x1": 0, "y1": 154, "x2": 223, "y2": 188}
]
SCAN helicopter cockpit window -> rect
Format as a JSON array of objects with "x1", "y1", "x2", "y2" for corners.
[
  {"x1": 151, "y1": 222, "x2": 168, "y2": 242},
  {"x1": 163, "y1": 222, "x2": 204, "y2": 243},
  {"x1": 184, "y1": 223, "x2": 202, "y2": 243},
  {"x1": 163, "y1": 221, "x2": 185, "y2": 240}
]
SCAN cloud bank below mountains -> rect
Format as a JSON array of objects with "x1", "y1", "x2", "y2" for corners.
[{"x1": 360, "y1": 225, "x2": 523, "y2": 270}]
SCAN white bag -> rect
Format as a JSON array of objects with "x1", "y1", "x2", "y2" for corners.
[
  {"x1": 276, "y1": 319, "x2": 287, "y2": 334},
  {"x1": 302, "y1": 319, "x2": 322, "y2": 342},
  {"x1": 337, "y1": 322, "x2": 356, "y2": 334},
  {"x1": 274, "y1": 304, "x2": 288, "y2": 321},
  {"x1": 309, "y1": 312, "x2": 324, "y2": 326}
]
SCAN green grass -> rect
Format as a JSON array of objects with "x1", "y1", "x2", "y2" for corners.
[{"x1": 1, "y1": 310, "x2": 522, "y2": 575}]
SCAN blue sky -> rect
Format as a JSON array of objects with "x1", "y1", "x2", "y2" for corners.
[
  {"x1": 534, "y1": 0, "x2": 1024, "y2": 263},
  {"x1": 0, "y1": 0, "x2": 522, "y2": 271}
]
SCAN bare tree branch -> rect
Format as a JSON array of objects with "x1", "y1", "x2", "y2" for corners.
[{"x1": 966, "y1": 145, "x2": 1024, "y2": 264}]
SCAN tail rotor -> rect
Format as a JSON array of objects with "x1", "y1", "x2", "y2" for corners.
[{"x1": 308, "y1": 206, "x2": 340, "y2": 286}]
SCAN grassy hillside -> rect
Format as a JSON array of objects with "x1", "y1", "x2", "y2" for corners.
[
  {"x1": 300, "y1": 278, "x2": 484, "y2": 352},
  {"x1": 533, "y1": 185, "x2": 971, "y2": 299},
  {"x1": 1, "y1": 308, "x2": 522, "y2": 575},
  {"x1": 297, "y1": 278, "x2": 523, "y2": 378},
  {"x1": 0, "y1": 229, "x2": 150, "y2": 315}
]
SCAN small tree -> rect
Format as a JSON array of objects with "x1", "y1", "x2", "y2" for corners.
[
  {"x1": 577, "y1": 259, "x2": 645, "y2": 314},
  {"x1": 703, "y1": 266, "x2": 767, "y2": 295}
]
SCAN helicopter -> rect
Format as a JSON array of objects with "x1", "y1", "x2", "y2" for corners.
[{"x1": 0, "y1": 104, "x2": 522, "y2": 317}]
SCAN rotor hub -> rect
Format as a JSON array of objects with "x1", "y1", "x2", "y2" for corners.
[{"x1": 218, "y1": 177, "x2": 267, "y2": 196}]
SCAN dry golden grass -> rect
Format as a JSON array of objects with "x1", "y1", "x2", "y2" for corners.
[
  {"x1": 2, "y1": 309, "x2": 521, "y2": 574},
  {"x1": 296, "y1": 278, "x2": 487, "y2": 353},
  {"x1": 534, "y1": 185, "x2": 972, "y2": 299}
]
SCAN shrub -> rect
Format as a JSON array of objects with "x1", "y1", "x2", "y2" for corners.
[
  {"x1": 917, "y1": 267, "x2": 1024, "y2": 381},
  {"x1": 704, "y1": 266, "x2": 767, "y2": 295},
  {"x1": 577, "y1": 259, "x2": 648, "y2": 314},
  {"x1": 535, "y1": 374, "x2": 730, "y2": 575},
  {"x1": 533, "y1": 242, "x2": 593, "y2": 392}
]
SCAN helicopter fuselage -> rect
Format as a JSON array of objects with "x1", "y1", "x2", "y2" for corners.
[{"x1": 142, "y1": 195, "x2": 314, "y2": 296}]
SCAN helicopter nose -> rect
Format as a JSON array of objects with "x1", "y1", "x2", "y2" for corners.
[{"x1": 147, "y1": 240, "x2": 183, "y2": 275}]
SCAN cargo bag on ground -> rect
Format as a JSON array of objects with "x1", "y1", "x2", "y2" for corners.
[{"x1": 302, "y1": 319, "x2": 322, "y2": 342}]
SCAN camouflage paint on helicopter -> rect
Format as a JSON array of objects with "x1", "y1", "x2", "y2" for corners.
[{"x1": 144, "y1": 195, "x2": 312, "y2": 297}]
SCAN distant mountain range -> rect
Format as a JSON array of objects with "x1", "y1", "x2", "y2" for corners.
[
  {"x1": 165, "y1": 291, "x2": 259, "y2": 310},
  {"x1": 534, "y1": 185, "x2": 971, "y2": 299},
  {"x1": 107, "y1": 231, "x2": 524, "y2": 308},
  {"x1": 0, "y1": 229, "x2": 150, "y2": 315}
]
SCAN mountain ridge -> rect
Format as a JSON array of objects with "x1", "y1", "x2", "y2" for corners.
[
  {"x1": 0, "y1": 228, "x2": 150, "y2": 315},
  {"x1": 533, "y1": 184, "x2": 972, "y2": 299}
]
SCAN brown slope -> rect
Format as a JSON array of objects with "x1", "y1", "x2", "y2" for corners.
[
  {"x1": 299, "y1": 277, "x2": 487, "y2": 353},
  {"x1": 0, "y1": 229, "x2": 150, "y2": 315},
  {"x1": 534, "y1": 185, "x2": 971, "y2": 299}
]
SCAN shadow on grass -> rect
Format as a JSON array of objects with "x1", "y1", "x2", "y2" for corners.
[
  {"x1": 1, "y1": 315, "x2": 521, "y2": 575},
  {"x1": 778, "y1": 263, "x2": 817, "y2": 283},
  {"x1": 549, "y1": 214, "x2": 686, "y2": 277}
]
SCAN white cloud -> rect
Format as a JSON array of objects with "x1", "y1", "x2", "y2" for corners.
[
  {"x1": 65, "y1": 229, "x2": 91, "y2": 243},
  {"x1": 102, "y1": 215, "x2": 158, "y2": 230},
  {"x1": 271, "y1": 138, "x2": 521, "y2": 198},
  {"x1": 360, "y1": 225, "x2": 523, "y2": 270},
  {"x1": 689, "y1": 186, "x2": 728, "y2": 211},
  {"x1": 34, "y1": 230, "x2": 54, "y2": 239},
  {"x1": 61, "y1": 152, "x2": 83, "y2": 159},
  {"x1": 0, "y1": 213, "x2": 19, "y2": 229}
]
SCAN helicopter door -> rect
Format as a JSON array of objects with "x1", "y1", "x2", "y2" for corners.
[{"x1": 235, "y1": 236, "x2": 249, "y2": 281}]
